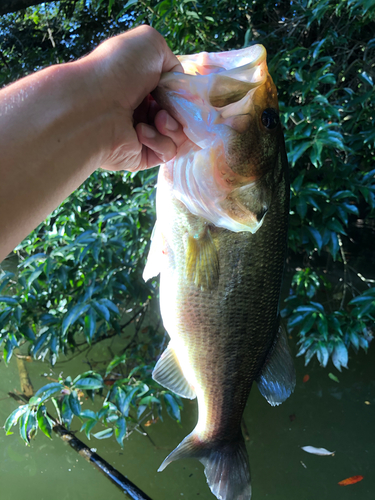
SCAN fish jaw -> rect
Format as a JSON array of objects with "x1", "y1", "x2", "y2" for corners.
[{"x1": 152, "y1": 45, "x2": 283, "y2": 234}]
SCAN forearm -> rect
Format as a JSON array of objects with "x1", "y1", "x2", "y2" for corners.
[
  {"x1": 0, "y1": 26, "x2": 185, "y2": 263},
  {"x1": 0, "y1": 59, "x2": 115, "y2": 261}
]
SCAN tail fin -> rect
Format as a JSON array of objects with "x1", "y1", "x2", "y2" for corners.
[{"x1": 158, "y1": 431, "x2": 251, "y2": 500}]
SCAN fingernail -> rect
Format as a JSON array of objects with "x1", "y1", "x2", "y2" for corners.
[
  {"x1": 142, "y1": 125, "x2": 156, "y2": 139},
  {"x1": 165, "y1": 114, "x2": 179, "y2": 132}
]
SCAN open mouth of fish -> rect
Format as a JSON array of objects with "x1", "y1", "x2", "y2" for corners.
[{"x1": 153, "y1": 44, "x2": 281, "y2": 233}]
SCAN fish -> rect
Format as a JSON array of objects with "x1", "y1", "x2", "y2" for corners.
[{"x1": 143, "y1": 44, "x2": 295, "y2": 500}]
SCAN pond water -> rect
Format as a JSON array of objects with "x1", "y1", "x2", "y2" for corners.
[{"x1": 0, "y1": 309, "x2": 374, "y2": 500}]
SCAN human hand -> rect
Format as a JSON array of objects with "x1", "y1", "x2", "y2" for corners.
[{"x1": 81, "y1": 25, "x2": 187, "y2": 171}]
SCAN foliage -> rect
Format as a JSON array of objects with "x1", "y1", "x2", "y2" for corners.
[
  {"x1": 1, "y1": 0, "x2": 375, "y2": 447},
  {"x1": 6, "y1": 368, "x2": 183, "y2": 445}
]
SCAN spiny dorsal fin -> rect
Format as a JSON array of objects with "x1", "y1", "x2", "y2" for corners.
[
  {"x1": 185, "y1": 227, "x2": 219, "y2": 291},
  {"x1": 152, "y1": 344, "x2": 196, "y2": 400},
  {"x1": 208, "y1": 74, "x2": 257, "y2": 108},
  {"x1": 256, "y1": 322, "x2": 296, "y2": 406}
]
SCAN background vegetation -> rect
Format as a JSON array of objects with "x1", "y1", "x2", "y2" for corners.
[{"x1": 0, "y1": 0, "x2": 374, "y2": 446}]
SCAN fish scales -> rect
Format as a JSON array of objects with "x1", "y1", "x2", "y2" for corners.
[{"x1": 144, "y1": 45, "x2": 295, "y2": 500}]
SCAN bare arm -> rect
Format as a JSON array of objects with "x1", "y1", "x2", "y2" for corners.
[{"x1": 0, "y1": 25, "x2": 186, "y2": 262}]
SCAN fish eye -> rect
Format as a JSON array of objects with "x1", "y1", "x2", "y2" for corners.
[{"x1": 261, "y1": 108, "x2": 279, "y2": 130}]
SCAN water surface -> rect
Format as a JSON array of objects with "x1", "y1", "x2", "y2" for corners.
[{"x1": 0, "y1": 328, "x2": 374, "y2": 500}]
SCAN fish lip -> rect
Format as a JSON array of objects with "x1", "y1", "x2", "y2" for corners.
[{"x1": 177, "y1": 45, "x2": 267, "y2": 76}]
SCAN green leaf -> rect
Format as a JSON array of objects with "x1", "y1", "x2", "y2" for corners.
[
  {"x1": 300, "y1": 313, "x2": 317, "y2": 335},
  {"x1": 288, "y1": 313, "x2": 308, "y2": 329},
  {"x1": 69, "y1": 391, "x2": 81, "y2": 416},
  {"x1": 115, "y1": 417, "x2": 126, "y2": 447},
  {"x1": 62, "y1": 303, "x2": 90, "y2": 336},
  {"x1": 4, "y1": 338, "x2": 16, "y2": 365},
  {"x1": 92, "y1": 301, "x2": 110, "y2": 322},
  {"x1": 99, "y1": 299, "x2": 119, "y2": 315},
  {"x1": 310, "y1": 141, "x2": 322, "y2": 167},
  {"x1": 32, "y1": 382, "x2": 63, "y2": 404},
  {"x1": 74, "y1": 377, "x2": 103, "y2": 390},
  {"x1": 164, "y1": 393, "x2": 181, "y2": 422},
  {"x1": 289, "y1": 142, "x2": 311, "y2": 165},
  {"x1": 84, "y1": 308, "x2": 96, "y2": 343},
  {"x1": 0, "y1": 296, "x2": 19, "y2": 305},
  {"x1": 312, "y1": 38, "x2": 326, "y2": 59},
  {"x1": 332, "y1": 342, "x2": 348, "y2": 372},
  {"x1": 328, "y1": 373, "x2": 340, "y2": 383},
  {"x1": 19, "y1": 253, "x2": 47, "y2": 268},
  {"x1": 80, "y1": 409, "x2": 97, "y2": 420},
  {"x1": 306, "y1": 226, "x2": 323, "y2": 250},
  {"x1": 122, "y1": 0, "x2": 138, "y2": 9},
  {"x1": 19, "y1": 407, "x2": 31, "y2": 444},
  {"x1": 37, "y1": 406, "x2": 53, "y2": 439},
  {"x1": 326, "y1": 218, "x2": 346, "y2": 235},
  {"x1": 296, "y1": 196, "x2": 308, "y2": 219},
  {"x1": 331, "y1": 190, "x2": 357, "y2": 201},
  {"x1": 27, "y1": 268, "x2": 43, "y2": 287},
  {"x1": 20, "y1": 326, "x2": 36, "y2": 341},
  {"x1": 316, "y1": 344, "x2": 329, "y2": 367},
  {"x1": 61, "y1": 395, "x2": 73, "y2": 429},
  {"x1": 121, "y1": 386, "x2": 140, "y2": 416},
  {"x1": 105, "y1": 353, "x2": 126, "y2": 377},
  {"x1": 139, "y1": 396, "x2": 161, "y2": 406},
  {"x1": 4, "y1": 405, "x2": 28, "y2": 435},
  {"x1": 92, "y1": 428, "x2": 114, "y2": 439}
]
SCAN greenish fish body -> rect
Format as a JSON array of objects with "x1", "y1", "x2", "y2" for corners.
[{"x1": 144, "y1": 45, "x2": 295, "y2": 500}]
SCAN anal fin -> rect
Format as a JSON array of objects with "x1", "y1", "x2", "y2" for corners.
[
  {"x1": 152, "y1": 344, "x2": 196, "y2": 400},
  {"x1": 256, "y1": 322, "x2": 296, "y2": 406},
  {"x1": 185, "y1": 226, "x2": 219, "y2": 290}
]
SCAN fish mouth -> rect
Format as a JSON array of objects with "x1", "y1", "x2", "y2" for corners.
[
  {"x1": 154, "y1": 45, "x2": 279, "y2": 234},
  {"x1": 153, "y1": 44, "x2": 269, "y2": 144}
]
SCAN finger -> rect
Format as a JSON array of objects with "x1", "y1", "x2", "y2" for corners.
[
  {"x1": 154, "y1": 110, "x2": 187, "y2": 148},
  {"x1": 136, "y1": 123, "x2": 178, "y2": 166}
]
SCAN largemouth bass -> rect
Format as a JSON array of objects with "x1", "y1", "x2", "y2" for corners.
[{"x1": 143, "y1": 45, "x2": 295, "y2": 500}]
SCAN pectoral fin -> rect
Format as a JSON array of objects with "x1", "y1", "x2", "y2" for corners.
[
  {"x1": 256, "y1": 322, "x2": 296, "y2": 406},
  {"x1": 152, "y1": 344, "x2": 196, "y2": 400},
  {"x1": 185, "y1": 227, "x2": 219, "y2": 290}
]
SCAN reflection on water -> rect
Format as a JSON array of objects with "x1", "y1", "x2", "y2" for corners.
[{"x1": 0, "y1": 303, "x2": 374, "y2": 500}]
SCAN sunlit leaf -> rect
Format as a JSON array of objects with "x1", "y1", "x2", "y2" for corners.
[
  {"x1": 92, "y1": 428, "x2": 114, "y2": 439},
  {"x1": 4, "y1": 405, "x2": 28, "y2": 435}
]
